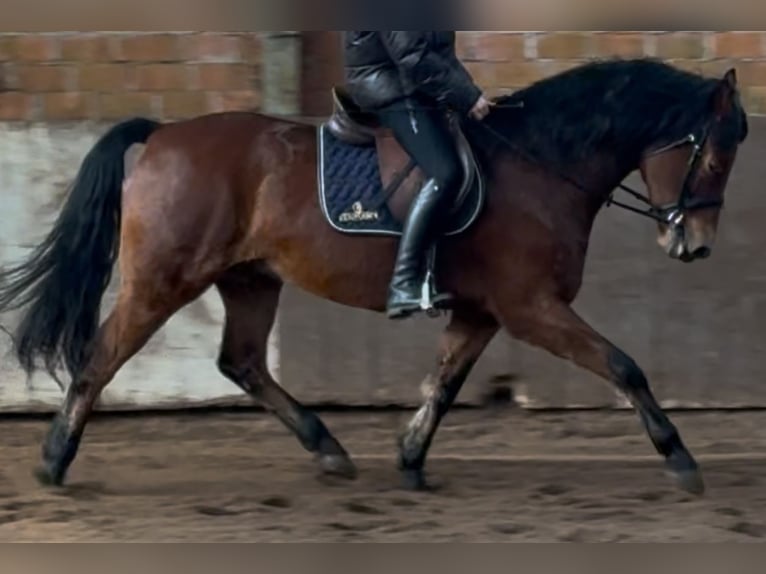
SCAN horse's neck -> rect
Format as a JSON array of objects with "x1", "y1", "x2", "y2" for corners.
[{"x1": 556, "y1": 152, "x2": 637, "y2": 210}]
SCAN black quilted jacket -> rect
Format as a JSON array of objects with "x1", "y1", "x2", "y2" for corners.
[{"x1": 343, "y1": 31, "x2": 482, "y2": 116}]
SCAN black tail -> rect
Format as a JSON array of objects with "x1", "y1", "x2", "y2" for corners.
[{"x1": 0, "y1": 117, "x2": 161, "y2": 386}]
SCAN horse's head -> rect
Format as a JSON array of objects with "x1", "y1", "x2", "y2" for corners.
[{"x1": 639, "y1": 68, "x2": 748, "y2": 262}]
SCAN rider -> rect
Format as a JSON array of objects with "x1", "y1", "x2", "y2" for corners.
[{"x1": 343, "y1": 31, "x2": 493, "y2": 320}]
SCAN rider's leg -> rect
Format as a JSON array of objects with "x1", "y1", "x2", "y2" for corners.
[{"x1": 377, "y1": 99, "x2": 462, "y2": 319}]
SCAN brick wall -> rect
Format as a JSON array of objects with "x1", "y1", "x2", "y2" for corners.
[
  {"x1": 458, "y1": 31, "x2": 766, "y2": 113},
  {"x1": 299, "y1": 31, "x2": 766, "y2": 116},
  {"x1": 0, "y1": 32, "x2": 261, "y2": 121},
  {"x1": 1, "y1": 31, "x2": 764, "y2": 121},
  {"x1": 301, "y1": 32, "x2": 342, "y2": 117}
]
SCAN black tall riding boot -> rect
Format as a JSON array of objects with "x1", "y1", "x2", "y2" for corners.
[{"x1": 386, "y1": 178, "x2": 452, "y2": 320}]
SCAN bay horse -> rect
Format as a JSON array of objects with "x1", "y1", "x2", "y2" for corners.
[{"x1": 0, "y1": 58, "x2": 748, "y2": 495}]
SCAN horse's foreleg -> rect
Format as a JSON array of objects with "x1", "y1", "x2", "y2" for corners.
[
  {"x1": 497, "y1": 298, "x2": 704, "y2": 495},
  {"x1": 398, "y1": 307, "x2": 498, "y2": 490}
]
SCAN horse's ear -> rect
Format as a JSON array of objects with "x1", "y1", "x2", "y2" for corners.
[{"x1": 713, "y1": 68, "x2": 738, "y2": 116}]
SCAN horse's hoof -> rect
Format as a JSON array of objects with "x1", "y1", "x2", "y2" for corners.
[
  {"x1": 665, "y1": 454, "x2": 705, "y2": 496},
  {"x1": 425, "y1": 307, "x2": 442, "y2": 319},
  {"x1": 387, "y1": 308, "x2": 417, "y2": 321},
  {"x1": 34, "y1": 465, "x2": 64, "y2": 488},
  {"x1": 667, "y1": 467, "x2": 706, "y2": 496},
  {"x1": 401, "y1": 469, "x2": 438, "y2": 492},
  {"x1": 318, "y1": 454, "x2": 358, "y2": 480}
]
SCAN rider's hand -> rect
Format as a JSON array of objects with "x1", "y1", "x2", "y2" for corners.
[{"x1": 469, "y1": 95, "x2": 494, "y2": 121}]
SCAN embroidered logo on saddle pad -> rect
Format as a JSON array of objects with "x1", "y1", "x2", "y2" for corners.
[{"x1": 338, "y1": 201, "x2": 379, "y2": 223}]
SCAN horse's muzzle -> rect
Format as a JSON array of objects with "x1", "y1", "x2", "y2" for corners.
[{"x1": 663, "y1": 223, "x2": 714, "y2": 263}]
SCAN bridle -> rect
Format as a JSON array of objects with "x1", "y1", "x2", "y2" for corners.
[
  {"x1": 607, "y1": 122, "x2": 721, "y2": 228},
  {"x1": 475, "y1": 118, "x2": 721, "y2": 231}
]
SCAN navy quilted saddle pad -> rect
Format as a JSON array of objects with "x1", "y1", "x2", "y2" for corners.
[{"x1": 317, "y1": 123, "x2": 485, "y2": 237}]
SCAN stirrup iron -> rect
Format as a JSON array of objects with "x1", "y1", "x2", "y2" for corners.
[{"x1": 420, "y1": 246, "x2": 450, "y2": 318}]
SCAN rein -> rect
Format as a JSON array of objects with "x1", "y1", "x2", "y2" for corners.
[{"x1": 472, "y1": 117, "x2": 716, "y2": 227}]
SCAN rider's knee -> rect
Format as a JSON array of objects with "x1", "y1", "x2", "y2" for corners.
[{"x1": 433, "y1": 164, "x2": 462, "y2": 196}]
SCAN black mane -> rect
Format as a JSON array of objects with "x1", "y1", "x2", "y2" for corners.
[{"x1": 466, "y1": 58, "x2": 728, "y2": 171}]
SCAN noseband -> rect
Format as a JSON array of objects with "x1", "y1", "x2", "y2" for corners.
[{"x1": 607, "y1": 124, "x2": 721, "y2": 227}]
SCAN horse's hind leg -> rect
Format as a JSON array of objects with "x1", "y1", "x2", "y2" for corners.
[
  {"x1": 398, "y1": 306, "x2": 498, "y2": 490},
  {"x1": 36, "y1": 287, "x2": 193, "y2": 487},
  {"x1": 215, "y1": 266, "x2": 357, "y2": 480}
]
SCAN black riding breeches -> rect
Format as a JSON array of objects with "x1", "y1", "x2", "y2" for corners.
[{"x1": 376, "y1": 99, "x2": 462, "y2": 200}]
